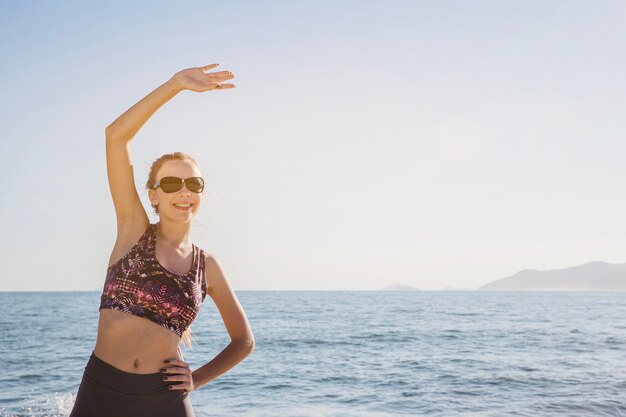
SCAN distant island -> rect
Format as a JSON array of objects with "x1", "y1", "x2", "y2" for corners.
[
  {"x1": 381, "y1": 284, "x2": 420, "y2": 291},
  {"x1": 479, "y1": 261, "x2": 626, "y2": 291}
]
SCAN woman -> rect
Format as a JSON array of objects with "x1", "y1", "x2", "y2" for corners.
[{"x1": 69, "y1": 64, "x2": 254, "y2": 417}]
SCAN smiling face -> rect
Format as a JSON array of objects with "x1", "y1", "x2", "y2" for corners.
[{"x1": 148, "y1": 159, "x2": 203, "y2": 222}]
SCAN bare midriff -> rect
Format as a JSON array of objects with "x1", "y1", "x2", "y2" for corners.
[{"x1": 94, "y1": 309, "x2": 183, "y2": 374}]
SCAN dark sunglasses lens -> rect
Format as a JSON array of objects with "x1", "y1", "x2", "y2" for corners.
[
  {"x1": 187, "y1": 178, "x2": 204, "y2": 193},
  {"x1": 160, "y1": 177, "x2": 183, "y2": 193}
]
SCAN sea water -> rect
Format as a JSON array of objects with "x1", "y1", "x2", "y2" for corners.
[{"x1": 1, "y1": 291, "x2": 625, "y2": 417}]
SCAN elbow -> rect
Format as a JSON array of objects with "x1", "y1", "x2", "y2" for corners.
[
  {"x1": 105, "y1": 125, "x2": 120, "y2": 143},
  {"x1": 105, "y1": 126, "x2": 115, "y2": 142},
  {"x1": 105, "y1": 124, "x2": 125, "y2": 143},
  {"x1": 237, "y1": 333, "x2": 254, "y2": 354},
  {"x1": 105, "y1": 131, "x2": 128, "y2": 146},
  {"x1": 245, "y1": 334, "x2": 255, "y2": 354}
]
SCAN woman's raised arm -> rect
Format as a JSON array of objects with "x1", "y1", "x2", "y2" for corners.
[{"x1": 105, "y1": 64, "x2": 235, "y2": 230}]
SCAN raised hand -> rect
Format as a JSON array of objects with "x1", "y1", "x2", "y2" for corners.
[{"x1": 172, "y1": 63, "x2": 235, "y2": 92}]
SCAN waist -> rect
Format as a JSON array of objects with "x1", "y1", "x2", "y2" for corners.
[
  {"x1": 95, "y1": 309, "x2": 183, "y2": 374},
  {"x1": 82, "y1": 350, "x2": 188, "y2": 401}
]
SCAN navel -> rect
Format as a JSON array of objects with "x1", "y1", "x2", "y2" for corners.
[{"x1": 133, "y1": 358, "x2": 140, "y2": 369}]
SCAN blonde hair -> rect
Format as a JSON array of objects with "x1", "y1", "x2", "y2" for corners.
[{"x1": 146, "y1": 151, "x2": 202, "y2": 350}]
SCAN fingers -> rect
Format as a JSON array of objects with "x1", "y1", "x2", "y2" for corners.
[
  {"x1": 162, "y1": 358, "x2": 190, "y2": 369},
  {"x1": 164, "y1": 375, "x2": 190, "y2": 390},
  {"x1": 161, "y1": 360, "x2": 189, "y2": 374},
  {"x1": 161, "y1": 365, "x2": 190, "y2": 373},
  {"x1": 161, "y1": 363, "x2": 192, "y2": 391},
  {"x1": 163, "y1": 358, "x2": 188, "y2": 366},
  {"x1": 208, "y1": 73, "x2": 234, "y2": 83},
  {"x1": 201, "y1": 63, "x2": 219, "y2": 71},
  {"x1": 204, "y1": 71, "x2": 235, "y2": 89},
  {"x1": 207, "y1": 70, "x2": 232, "y2": 77},
  {"x1": 162, "y1": 373, "x2": 189, "y2": 382}
]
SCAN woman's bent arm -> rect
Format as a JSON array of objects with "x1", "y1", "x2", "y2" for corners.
[
  {"x1": 105, "y1": 76, "x2": 182, "y2": 227},
  {"x1": 105, "y1": 77, "x2": 182, "y2": 143}
]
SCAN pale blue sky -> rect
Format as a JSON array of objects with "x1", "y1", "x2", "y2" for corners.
[{"x1": 1, "y1": 1, "x2": 625, "y2": 291}]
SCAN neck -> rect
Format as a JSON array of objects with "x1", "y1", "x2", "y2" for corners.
[{"x1": 156, "y1": 220, "x2": 192, "y2": 249}]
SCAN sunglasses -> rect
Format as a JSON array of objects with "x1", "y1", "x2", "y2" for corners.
[{"x1": 153, "y1": 176, "x2": 205, "y2": 193}]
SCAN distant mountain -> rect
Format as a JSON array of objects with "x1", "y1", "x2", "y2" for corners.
[
  {"x1": 479, "y1": 261, "x2": 626, "y2": 291},
  {"x1": 381, "y1": 284, "x2": 420, "y2": 291},
  {"x1": 442, "y1": 287, "x2": 475, "y2": 291}
]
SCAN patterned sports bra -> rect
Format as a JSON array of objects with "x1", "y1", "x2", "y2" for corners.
[{"x1": 99, "y1": 222, "x2": 207, "y2": 338}]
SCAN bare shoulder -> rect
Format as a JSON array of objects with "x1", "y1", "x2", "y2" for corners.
[{"x1": 203, "y1": 252, "x2": 231, "y2": 295}]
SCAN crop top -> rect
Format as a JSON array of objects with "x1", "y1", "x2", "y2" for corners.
[{"x1": 99, "y1": 222, "x2": 207, "y2": 338}]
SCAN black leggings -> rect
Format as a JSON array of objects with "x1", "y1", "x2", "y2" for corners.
[{"x1": 69, "y1": 350, "x2": 195, "y2": 417}]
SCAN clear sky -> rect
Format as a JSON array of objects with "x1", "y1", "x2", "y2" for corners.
[{"x1": 1, "y1": 0, "x2": 625, "y2": 291}]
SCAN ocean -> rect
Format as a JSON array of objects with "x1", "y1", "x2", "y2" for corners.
[{"x1": 1, "y1": 291, "x2": 625, "y2": 417}]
